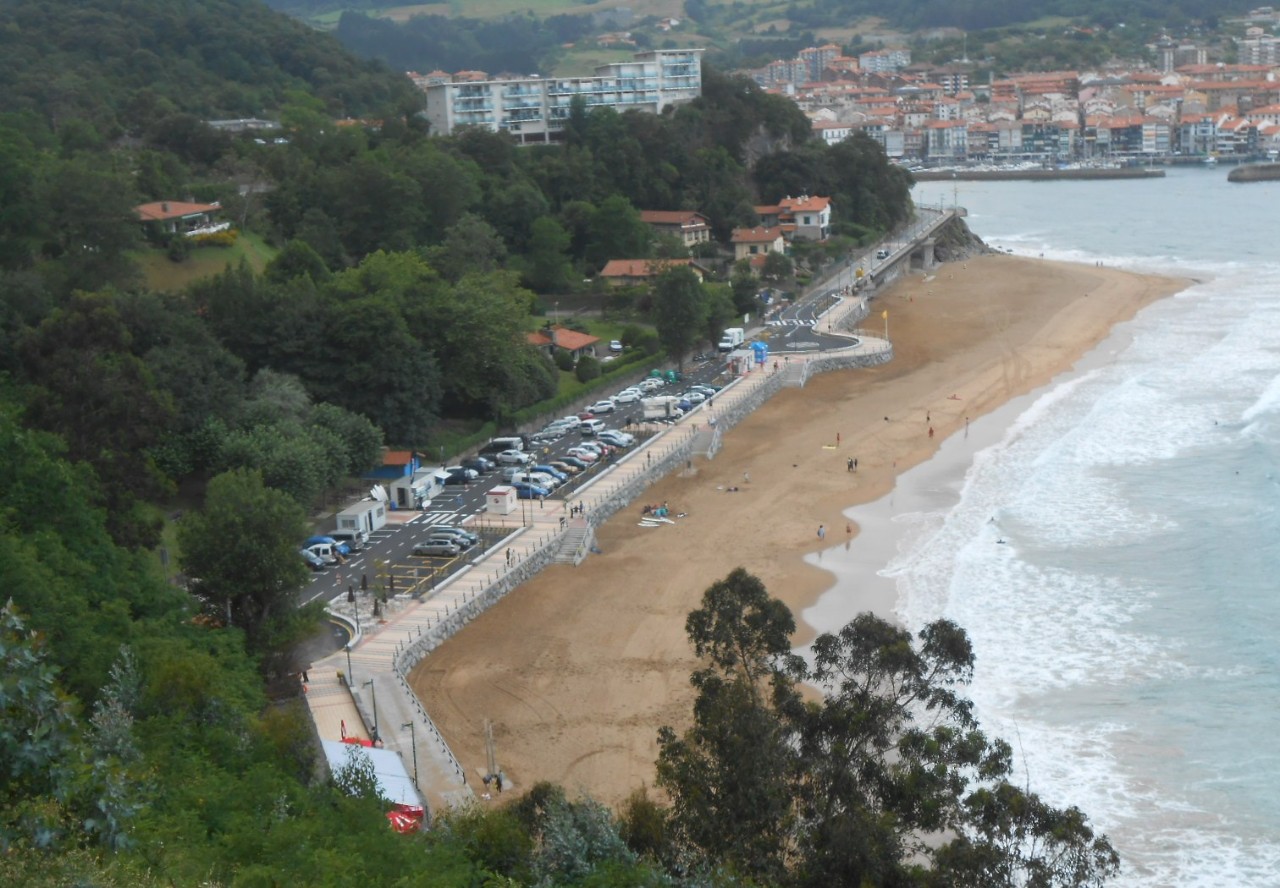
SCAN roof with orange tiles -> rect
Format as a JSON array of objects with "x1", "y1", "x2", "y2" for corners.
[
  {"x1": 779, "y1": 194, "x2": 831, "y2": 213},
  {"x1": 599, "y1": 258, "x2": 696, "y2": 278},
  {"x1": 526, "y1": 325, "x2": 600, "y2": 350},
  {"x1": 639, "y1": 210, "x2": 708, "y2": 226},
  {"x1": 383, "y1": 450, "x2": 416, "y2": 466},
  {"x1": 134, "y1": 200, "x2": 220, "y2": 222},
  {"x1": 731, "y1": 226, "x2": 786, "y2": 243}
]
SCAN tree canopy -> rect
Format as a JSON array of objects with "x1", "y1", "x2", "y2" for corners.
[{"x1": 656, "y1": 568, "x2": 1120, "y2": 887}]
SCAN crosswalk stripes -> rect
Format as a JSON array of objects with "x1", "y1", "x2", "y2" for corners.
[{"x1": 767, "y1": 318, "x2": 816, "y2": 327}]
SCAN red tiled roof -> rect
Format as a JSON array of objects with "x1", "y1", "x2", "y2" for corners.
[
  {"x1": 779, "y1": 194, "x2": 831, "y2": 214},
  {"x1": 383, "y1": 450, "x2": 416, "y2": 466},
  {"x1": 639, "y1": 210, "x2": 707, "y2": 225},
  {"x1": 134, "y1": 200, "x2": 220, "y2": 222},
  {"x1": 599, "y1": 258, "x2": 695, "y2": 277},
  {"x1": 731, "y1": 226, "x2": 785, "y2": 243},
  {"x1": 526, "y1": 325, "x2": 600, "y2": 351}
]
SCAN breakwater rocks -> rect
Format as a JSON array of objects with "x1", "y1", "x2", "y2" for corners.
[
  {"x1": 913, "y1": 167, "x2": 1165, "y2": 181},
  {"x1": 1228, "y1": 163, "x2": 1280, "y2": 183}
]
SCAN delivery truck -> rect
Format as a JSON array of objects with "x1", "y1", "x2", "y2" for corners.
[
  {"x1": 718, "y1": 327, "x2": 745, "y2": 352},
  {"x1": 642, "y1": 395, "x2": 684, "y2": 420}
]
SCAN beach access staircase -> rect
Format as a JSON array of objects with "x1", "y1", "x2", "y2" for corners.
[{"x1": 304, "y1": 211, "x2": 954, "y2": 818}]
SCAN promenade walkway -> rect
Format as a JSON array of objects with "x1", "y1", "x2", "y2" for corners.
[{"x1": 303, "y1": 210, "x2": 955, "y2": 817}]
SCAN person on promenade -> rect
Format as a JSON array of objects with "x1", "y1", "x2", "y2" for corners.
[{"x1": 817, "y1": 525, "x2": 825, "y2": 540}]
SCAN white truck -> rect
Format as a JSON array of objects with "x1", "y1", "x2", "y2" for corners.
[
  {"x1": 642, "y1": 395, "x2": 684, "y2": 420},
  {"x1": 718, "y1": 327, "x2": 745, "y2": 352}
]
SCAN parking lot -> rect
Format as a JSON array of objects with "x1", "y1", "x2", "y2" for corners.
[{"x1": 299, "y1": 359, "x2": 730, "y2": 606}]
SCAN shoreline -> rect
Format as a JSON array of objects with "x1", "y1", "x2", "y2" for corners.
[{"x1": 409, "y1": 253, "x2": 1189, "y2": 806}]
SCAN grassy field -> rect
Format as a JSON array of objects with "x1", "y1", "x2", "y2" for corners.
[{"x1": 135, "y1": 231, "x2": 277, "y2": 293}]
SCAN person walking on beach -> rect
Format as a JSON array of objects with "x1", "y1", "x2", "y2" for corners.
[
  {"x1": 836, "y1": 431, "x2": 841, "y2": 447},
  {"x1": 853, "y1": 457, "x2": 858, "y2": 471},
  {"x1": 847, "y1": 457, "x2": 854, "y2": 472},
  {"x1": 928, "y1": 426, "x2": 935, "y2": 439},
  {"x1": 817, "y1": 524, "x2": 825, "y2": 540},
  {"x1": 743, "y1": 471, "x2": 750, "y2": 484}
]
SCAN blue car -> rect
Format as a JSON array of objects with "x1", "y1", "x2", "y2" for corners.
[
  {"x1": 511, "y1": 481, "x2": 550, "y2": 499},
  {"x1": 532, "y1": 464, "x2": 568, "y2": 482},
  {"x1": 304, "y1": 535, "x2": 350, "y2": 557}
]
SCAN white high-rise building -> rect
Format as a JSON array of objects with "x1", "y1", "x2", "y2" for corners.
[{"x1": 423, "y1": 49, "x2": 703, "y2": 143}]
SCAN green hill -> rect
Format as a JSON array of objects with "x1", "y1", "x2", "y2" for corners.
[{"x1": 0, "y1": 0, "x2": 420, "y2": 138}]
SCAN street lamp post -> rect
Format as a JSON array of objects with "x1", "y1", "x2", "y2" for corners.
[
  {"x1": 344, "y1": 643, "x2": 353, "y2": 688},
  {"x1": 363, "y1": 679, "x2": 379, "y2": 742},
  {"x1": 402, "y1": 722, "x2": 419, "y2": 788}
]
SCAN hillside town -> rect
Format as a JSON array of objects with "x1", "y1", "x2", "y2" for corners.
[
  {"x1": 413, "y1": 9, "x2": 1280, "y2": 164},
  {"x1": 749, "y1": 17, "x2": 1280, "y2": 163}
]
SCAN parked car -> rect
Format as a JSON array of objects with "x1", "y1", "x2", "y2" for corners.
[
  {"x1": 638, "y1": 378, "x2": 663, "y2": 393},
  {"x1": 462, "y1": 456, "x2": 496, "y2": 473},
  {"x1": 303, "y1": 542, "x2": 342, "y2": 565},
  {"x1": 688, "y1": 384, "x2": 718, "y2": 397},
  {"x1": 682, "y1": 390, "x2": 706, "y2": 404},
  {"x1": 500, "y1": 467, "x2": 524, "y2": 481},
  {"x1": 426, "y1": 533, "x2": 473, "y2": 551},
  {"x1": 549, "y1": 460, "x2": 581, "y2": 475},
  {"x1": 533, "y1": 464, "x2": 568, "y2": 482},
  {"x1": 444, "y1": 467, "x2": 474, "y2": 485},
  {"x1": 558, "y1": 415, "x2": 583, "y2": 430},
  {"x1": 305, "y1": 535, "x2": 351, "y2": 557},
  {"x1": 558, "y1": 456, "x2": 590, "y2": 470},
  {"x1": 299, "y1": 548, "x2": 327, "y2": 571},
  {"x1": 614, "y1": 389, "x2": 641, "y2": 404},
  {"x1": 496, "y1": 449, "x2": 532, "y2": 466},
  {"x1": 598, "y1": 430, "x2": 634, "y2": 447},
  {"x1": 412, "y1": 540, "x2": 460, "y2": 557},
  {"x1": 565, "y1": 447, "x2": 599, "y2": 463},
  {"x1": 428, "y1": 526, "x2": 480, "y2": 546},
  {"x1": 580, "y1": 418, "x2": 607, "y2": 435},
  {"x1": 511, "y1": 481, "x2": 550, "y2": 499},
  {"x1": 876, "y1": 248, "x2": 890, "y2": 260},
  {"x1": 609, "y1": 340, "x2": 623, "y2": 352},
  {"x1": 516, "y1": 471, "x2": 559, "y2": 489},
  {"x1": 448, "y1": 465, "x2": 478, "y2": 480},
  {"x1": 327, "y1": 529, "x2": 368, "y2": 551},
  {"x1": 587, "y1": 400, "x2": 616, "y2": 414}
]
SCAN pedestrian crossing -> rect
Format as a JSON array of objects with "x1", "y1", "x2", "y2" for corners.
[{"x1": 767, "y1": 318, "x2": 816, "y2": 327}]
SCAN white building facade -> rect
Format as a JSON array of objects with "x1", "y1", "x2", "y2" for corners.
[{"x1": 423, "y1": 49, "x2": 703, "y2": 143}]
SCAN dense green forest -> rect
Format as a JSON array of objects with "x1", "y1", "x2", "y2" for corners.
[{"x1": 0, "y1": 0, "x2": 1116, "y2": 883}]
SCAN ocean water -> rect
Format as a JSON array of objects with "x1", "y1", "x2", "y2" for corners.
[{"x1": 842, "y1": 168, "x2": 1280, "y2": 886}]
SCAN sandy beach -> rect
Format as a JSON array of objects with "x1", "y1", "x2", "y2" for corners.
[{"x1": 408, "y1": 253, "x2": 1187, "y2": 807}]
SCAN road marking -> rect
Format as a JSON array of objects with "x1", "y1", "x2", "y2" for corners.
[{"x1": 767, "y1": 319, "x2": 816, "y2": 327}]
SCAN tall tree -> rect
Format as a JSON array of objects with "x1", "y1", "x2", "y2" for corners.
[
  {"x1": 650, "y1": 265, "x2": 709, "y2": 368},
  {"x1": 176, "y1": 468, "x2": 311, "y2": 655}
]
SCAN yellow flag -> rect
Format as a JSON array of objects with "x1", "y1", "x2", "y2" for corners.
[{"x1": 881, "y1": 310, "x2": 888, "y2": 319}]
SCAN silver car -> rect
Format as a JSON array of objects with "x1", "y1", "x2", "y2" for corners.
[{"x1": 412, "y1": 540, "x2": 460, "y2": 557}]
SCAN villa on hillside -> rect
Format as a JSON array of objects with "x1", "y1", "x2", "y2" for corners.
[
  {"x1": 638, "y1": 210, "x2": 712, "y2": 247},
  {"x1": 598, "y1": 258, "x2": 707, "y2": 287},
  {"x1": 134, "y1": 201, "x2": 230, "y2": 239},
  {"x1": 526, "y1": 326, "x2": 600, "y2": 361}
]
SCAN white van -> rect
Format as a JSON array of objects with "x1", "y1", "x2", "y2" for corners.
[
  {"x1": 327, "y1": 529, "x2": 368, "y2": 551},
  {"x1": 304, "y1": 542, "x2": 342, "y2": 565}
]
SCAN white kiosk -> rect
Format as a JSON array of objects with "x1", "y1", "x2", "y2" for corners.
[{"x1": 485, "y1": 485, "x2": 517, "y2": 516}]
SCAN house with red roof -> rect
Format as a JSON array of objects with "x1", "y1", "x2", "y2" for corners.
[
  {"x1": 730, "y1": 226, "x2": 786, "y2": 262},
  {"x1": 598, "y1": 258, "x2": 705, "y2": 287},
  {"x1": 638, "y1": 210, "x2": 711, "y2": 247},
  {"x1": 526, "y1": 325, "x2": 600, "y2": 361},
  {"x1": 752, "y1": 194, "x2": 832, "y2": 241},
  {"x1": 134, "y1": 200, "x2": 227, "y2": 239}
]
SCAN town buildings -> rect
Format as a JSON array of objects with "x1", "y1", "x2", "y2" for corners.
[{"x1": 745, "y1": 39, "x2": 1280, "y2": 163}]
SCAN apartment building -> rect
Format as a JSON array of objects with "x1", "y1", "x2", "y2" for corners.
[{"x1": 422, "y1": 49, "x2": 703, "y2": 142}]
